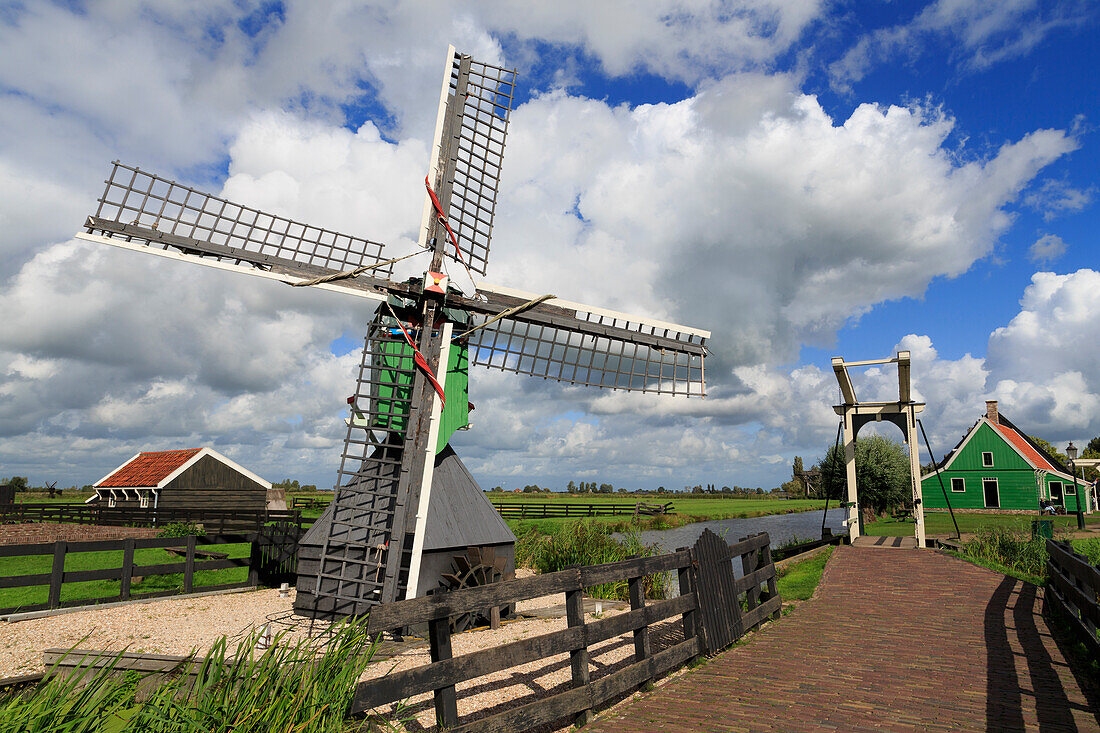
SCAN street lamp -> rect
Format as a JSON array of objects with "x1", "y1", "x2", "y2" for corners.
[{"x1": 1067, "y1": 442, "x2": 1084, "y2": 530}]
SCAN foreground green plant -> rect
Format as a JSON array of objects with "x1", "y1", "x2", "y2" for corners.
[{"x1": 0, "y1": 620, "x2": 380, "y2": 733}]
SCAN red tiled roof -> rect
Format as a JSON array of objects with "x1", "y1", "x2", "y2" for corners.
[
  {"x1": 990, "y1": 423, "x2": 1058, "y2": 472},
  {"x1": 97, "y1": 449, "x2": 200, "y2": 488}
]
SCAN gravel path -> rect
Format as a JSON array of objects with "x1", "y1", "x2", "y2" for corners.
[{"x1": 0, "y1": 571, "x2": 685, "y2": 733}]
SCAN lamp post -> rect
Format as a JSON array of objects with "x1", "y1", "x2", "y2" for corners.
[{"x1": 1067, "y1": 442, "x2": 1084, "y2": 530}]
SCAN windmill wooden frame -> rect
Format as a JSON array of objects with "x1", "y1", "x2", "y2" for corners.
[{"x1": 75, "y1": 46, "x2": 710, "y2": 617}]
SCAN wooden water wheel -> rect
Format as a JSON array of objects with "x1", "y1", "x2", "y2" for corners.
[{"x1": 437, "y1": 546, "x2": 510, "y2": 632}]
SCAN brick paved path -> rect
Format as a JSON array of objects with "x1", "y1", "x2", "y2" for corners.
[{"x1": 587, "y1": 547, "x2": 1100, "y2": 732}]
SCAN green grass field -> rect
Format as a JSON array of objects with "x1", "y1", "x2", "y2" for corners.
[
  {"x1": 776, "y1": 546, "x2": 834, "y2": 602},
  {"x1": 0, "y1": 543, "x2": 251, "y2": 613},
  {"x1": 491, "y1": 494, "x2": 827, "y2": 534},
  {"x1": 863, "y1": 511, "x2": 1100, "y2": 537}
]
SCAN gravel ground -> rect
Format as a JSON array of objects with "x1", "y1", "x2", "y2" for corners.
[{"x1": 0, "y1": 570, "x2": 686, "y2": 733}]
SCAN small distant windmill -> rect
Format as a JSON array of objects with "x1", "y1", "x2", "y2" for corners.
[
  {"x1": 75, "y1": 46, "x2": 709, "y2": 617},
  {"x1": 45, "y1": 481, "x2": 58, "y2": 499}
]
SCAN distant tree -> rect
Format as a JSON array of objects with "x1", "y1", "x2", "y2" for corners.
[
  {"x1": 1, "y1": 477, "x2": 28, "y2": 491},
  {"x1": 301, "y1": 484, "x2": 317, "y2": 492},
  {"x1": 567, "y1": 480, "x2": 577, "y2": 492},
  {"x1": 755, "y1": 488, "x2": 764, "y2": 495},
  {"x1": 817, "y1": 435, "x2": 911, "y2": 515},
  {"x1": 656, "y1": 486, "x2": 666, "y2": 494},
  {"x1": 721, "y1": 486, "x2": 731, "y2": 493},
  {"x1": 1087, "y1": 436, "x2": 1100, "y2": 455},
  {"x1": 598, "y1": 483, "x2": 613, "y2": 493},
  {"x1": 691, "y1": 485, "x2": 703, "y2": 494},
  {"x1": 617, "y1": 488, "x2": 627, "y2": 493}
]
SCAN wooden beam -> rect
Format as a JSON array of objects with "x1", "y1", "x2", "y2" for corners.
[
  {"x1": 832, "y1": 357, "x2": 857, "y2": 404},
  {"x1": 897, "y1": 350, "x2": 912, "y2": 403}
]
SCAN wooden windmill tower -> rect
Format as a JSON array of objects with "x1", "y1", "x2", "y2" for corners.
[{"x1": 74, "y1": 46, "x2": 710, "y2": 617}]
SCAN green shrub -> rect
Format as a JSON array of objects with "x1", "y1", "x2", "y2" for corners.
[
  {"x1": 964, "y1": 526, "x2": 1049, "y2": 580},
  {"x1": 1072, "y1": 538, "x2": 1100, "y2": 566},
  {"x1": 157, "y1": 522, "x2": 206, "y2": 538},
  {"x1": 518, "y1": 520, "x2": 668, "y2": 600}
]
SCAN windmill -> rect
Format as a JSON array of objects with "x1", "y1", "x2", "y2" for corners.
[{"x1": 74, "y1": 46, "x2": 709, "y2": 618}]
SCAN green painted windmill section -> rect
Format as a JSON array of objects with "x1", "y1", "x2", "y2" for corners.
[{"x1": 371, "y1": 340, "x2": 469, "y2": 454}]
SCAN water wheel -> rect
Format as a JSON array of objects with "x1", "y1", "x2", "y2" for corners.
[{"x1": 437, "y1": 546, "x2": 510, "y2": 633}]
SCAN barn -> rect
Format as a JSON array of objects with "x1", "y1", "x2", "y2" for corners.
[
  {"x1": 89, "y1": 448, "x2": 277, "y2": 512},
  {"x1": 922, "y1": 401, "x2": 1090, "y2": 514}
]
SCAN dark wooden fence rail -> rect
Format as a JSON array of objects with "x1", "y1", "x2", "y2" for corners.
[
  {"x1": 352, "y1": 528, "x2": 777, "y2": 732},
  {"x1": 771, "y1": 531, "x2": 844, "y2": 563},
  {"x1": 1045, "y1": 539, "x2": 1100, "y2": 658},
  {"x1": 0, "y1": 526, "x2": 304, "y2": 617},
  {"x1": 490, "y1": 501, "x2": 673, "y2": 518},
  {"x1": 0, "y1": 505, "x2": 310, "y2": 531}
]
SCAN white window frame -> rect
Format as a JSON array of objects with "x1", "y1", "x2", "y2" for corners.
[
  {"x1": 982, "y1": 477, "x2": 1000, "y2": 508},
  {"x1": 139, "y1": 493, "x2": 150, "y2": 508},
  {"x1": 107, "y1": 494, "x2": 117, "y2": 508},
  {"x1": 1064, "y1": 481, "x2": 1076, "y2": 495},
  {"x1": 950, "y1": 477, "x2": 965, "y2": 493},
  {"x1": 982, "y1": 451, "x2": 994, "y2": 467}
]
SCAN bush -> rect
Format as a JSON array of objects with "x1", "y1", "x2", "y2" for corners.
[
  {"x1": 964, "y1": 526, "x2": 1048, "y2": 580},
  {"x1": 516, "y1": 520, "x2": 668, "y2": 600},
  {"x1": 156, "y1": 521, "x2": 206, "y2": 538}
]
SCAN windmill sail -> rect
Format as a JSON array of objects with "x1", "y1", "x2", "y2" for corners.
[
  {"x1": 464, "y1": 285, "x2": 708, "y2": 396},
  {"x1": 422, "y1": 52, "x2": 517, "y2": 276},
  {"x1": 83, "y1": 162, "x2": 398, "y2": 282}
]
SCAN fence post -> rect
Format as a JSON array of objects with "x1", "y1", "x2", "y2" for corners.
[
  {"x1": 48, "y1": 541, "x2": 66, "y2": 609},
  {"x1": 676, "y1": 547, "x2": 697, "y2": 643},
  {"x1": 120, "y1": 538, "x2": 135, "y2": 601},
  {"x1": 248, "y1": 531, "x2": 262, "y2": 587},
  {"x1": 565, "y1": 575, "x2": 593, "y2": 727},
  {"x1": 740, "y1": 535, "x2": 760, "y2": 612},
  {"x1": 184, "y1": 535, "x2": 196, "y2": 594},
  {"x1": 627, "y1": 558, "x2": 651, "y2": 662},
  {"x1": 428, "y1": 616, "x2": 459, "y2": 728},
  {"x1": 761, "y1": 543, "x2": 780, "y2": 620}
]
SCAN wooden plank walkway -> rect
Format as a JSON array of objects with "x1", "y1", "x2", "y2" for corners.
[{"x1": 587, "y1": 546, "x2": 1100, "y2": 732}]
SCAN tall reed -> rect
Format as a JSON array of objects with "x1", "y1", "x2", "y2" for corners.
[
  {"x1": 964, "y1": 526, "x2": 1049, "y2": 580},
  {"x1": 0, "y1": 620, "x2": 380, "y2": 733},
  {"x1": 517, "y1": 520, "x2": 668, "y2": 600}
]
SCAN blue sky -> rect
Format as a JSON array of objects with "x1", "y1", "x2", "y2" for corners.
[{"x1": 0, "y1": 1, "x2": 1097, "y2": 492}]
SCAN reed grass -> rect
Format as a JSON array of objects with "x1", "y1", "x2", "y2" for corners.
[
  {"x1": 0, "y1": 621, "x2": 383, "y2": 733},
  {"x1": 963, "y1": 526, "x2": 1049, "y2": 581},
  {"x1": 515, "y1": 520, "x2": 668, "y2": 600}
]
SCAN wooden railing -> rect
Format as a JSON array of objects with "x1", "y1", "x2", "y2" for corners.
[
  {"x1": 291, "y1": 497, "x2": 331, "y2": 510},
  {"x1": 0, "y1": 505, "x2": 309, "y2": 531},
  {"x1": 352, "y1": 529, "x2": 778, "y2": 732},
  {"x1": 0, "y1": 523, "x2": 304, "y2": 617},
  {"x1": 490, "y1": 501, "x2": 659, "y2": 518},
  {"x1": 1045, "y1": 539, "x2": 1100, "y2": 658},
  {"x1": 771, "y1": 531, "x2": 844, "y2": 562}
]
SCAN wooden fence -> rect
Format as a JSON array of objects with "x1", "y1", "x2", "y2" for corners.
[
  {"x1": 0, "y1": 505, "x2": 308, "y2": 532},
  {"x1": 352, "y1": 528, "x2": 778, "y2": 732},
  {"x1": 771, "y1": 531, "x2": 844, "y2": 563},
  {"x1": 490, "y1": 501, "x2": 672, "y2": 518},
  {"x1": 1045, "y1": 539, "x2": 1100, "y2": 658},
  {"x1": 290, "y1": 496, "x2": 330, "y2": 510},
  {"x1": 0, "y1": 525, "x2": 304, "y2": 617}
]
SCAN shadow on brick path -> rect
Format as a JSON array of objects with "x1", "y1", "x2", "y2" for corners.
[{"x1": 585, "y1": 547, "x2": 1100, "y2": 733}]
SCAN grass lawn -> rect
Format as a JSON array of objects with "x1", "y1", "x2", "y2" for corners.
[
  {"x1": 862, "y1": 511, "x2": 1100, "y2": 537},
  {"x1": 776, "y1": 546, "x2": 834, "y2": 602},
  {"x1": 497, "y1": 495, "x2": 827, "y2": 535},
  {"x1": 0, "y1": 543, "x2": 251, "y2": 613}
]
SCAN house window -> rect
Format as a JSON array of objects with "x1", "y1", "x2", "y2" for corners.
[
  {"x1": 982, "y1": 452, "x2": 994, "y2": 467},
  {"x1": 107, "y1": 495, "x2": 116, "y2": 508},
  {"x1": 951, "y1": 477, "x2": 965, "y2": 493},
  {"x1": 1051, "y1": 482, "x2": 1063, "y2": 501},
  {"x1": 1065, "y1": 482, "x2": 1076, "y2": 495},
  {"x1": 139, "y1": 493, "x2": 150, "y2": 508}
]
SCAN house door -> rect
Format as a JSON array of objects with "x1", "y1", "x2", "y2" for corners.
[
  {"x1": 983, "y1": 479, "x2": 1000, "y2": 509},
  {"x1": 1050, "y1": 481, "x2": 1063, "y2": 506}
]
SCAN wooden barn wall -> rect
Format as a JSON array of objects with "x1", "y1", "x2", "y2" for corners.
[{"x1": 159, "y1": 455, "x2": 266, "y2": 511}]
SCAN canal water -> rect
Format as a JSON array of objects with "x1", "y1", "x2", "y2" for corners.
[
  {"x1": 612, "y1": 507, "x2": 848, "y2": 591},
  {"x1": 619, "y1": 507, "x2": 848, "y2": 553}
]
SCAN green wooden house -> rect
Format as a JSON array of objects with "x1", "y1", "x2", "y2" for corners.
[{"x1": 921, "y1": 401, "x2": 1090, "y2": 514}]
